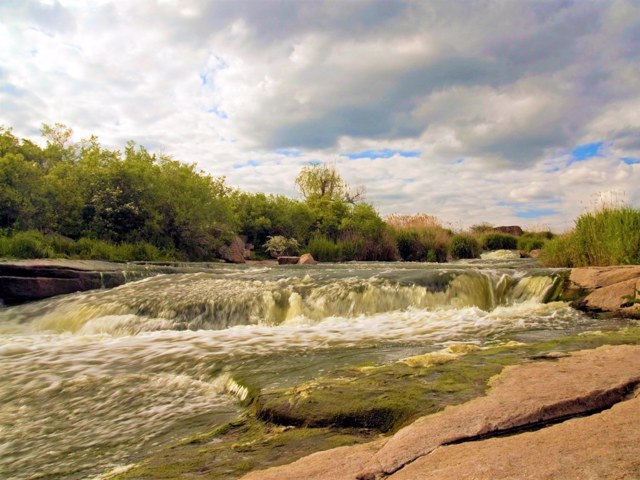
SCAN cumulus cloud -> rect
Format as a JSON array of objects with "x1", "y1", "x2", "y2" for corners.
[{"x1": 1, "y1": 0, "x2": 639, "y2": 229}]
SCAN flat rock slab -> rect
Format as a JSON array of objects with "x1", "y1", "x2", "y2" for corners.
[
  {"x1": 241, "y1": 345, "x2": 640, "y2": 480},
  {"x1": 570, "y1": 266, "x2": 640, "y2": 317}
]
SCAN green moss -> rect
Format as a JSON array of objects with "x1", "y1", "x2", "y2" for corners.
[{"x1": 108, "y1": 416, "x2": 372, "y2": 480}]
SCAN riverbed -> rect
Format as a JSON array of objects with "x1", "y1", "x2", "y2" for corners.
[{"x1": 0, "y1": 260, "x2": 621, "y2": 479}]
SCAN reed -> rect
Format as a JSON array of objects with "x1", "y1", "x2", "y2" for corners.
[{"x1": 539, "y1": 207, "x2": 640, "y2": 267}]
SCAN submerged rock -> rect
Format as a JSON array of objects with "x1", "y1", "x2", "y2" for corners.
[{"x1": 278, "y1": 256, "x2": 300, "y2": 265}]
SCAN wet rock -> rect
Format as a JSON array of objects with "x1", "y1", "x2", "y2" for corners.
[
  {"x1": 278, "y1": 256, "x2": 300, "y2": 265},
  {"x1": 0, "y1": 260, "x2": 128, "y2": 305},
  {"x1": 298, "y1": 253, "x2": 317, "y2": 265},
  {"x1": 241, "y1": 345, "x2": 640, "y2": 480},
  {"x1": 218, "y1": 236, "x2": 247, "y2": 264},
  {"x1": 570, "y1": 266, "x2": 640, "y2": 317}
]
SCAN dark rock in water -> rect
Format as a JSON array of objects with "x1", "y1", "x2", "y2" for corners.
[
  {"x1": 0, "y1": 261, "x2": 128, "y2": 305},
  {"x1": 278, "y1": 256, "x2": 300, "y2": 265},
  {"x1": 219, "y1": 236, "x2": 247, "y2": 264},
  {"x1": 493, "y1": 225, "x2": 524, "y2": 236}
]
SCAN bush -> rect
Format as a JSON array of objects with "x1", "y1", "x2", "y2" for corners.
[
  {"x1": 307, "y1": 235, "x2": 342, "y2": 262},
  {"x1": 538, "y1": 234, "x2": 577, "y2": 267},
  {"x1": 517, "y1": 234, "x2": 545, "y2": 253},
  {"x1": 570, "y1": 207, "x2": 640, "y2": 266},
  {"x1": 482, "y1": 233, "x2": 517, "y2": 251},
  {"x1": 392, "y1": 227, "x2": 449, "y2": 262},
  {"x1": 450, "y1": 234, "x2": 480, "y2": 259},
  {"x1": 263, "y1": 235, "x2": 300, "y2": 258},
  {"x1": 0, "y1": 230, "x2": 53, "y2": 258}
]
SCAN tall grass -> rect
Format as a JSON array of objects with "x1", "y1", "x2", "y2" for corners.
[
  {"x1": 539, "y1": 207, "x2": 640, "y2": 267},
  {"x1": 0, "y1": 230, "x2": 176, "y2": 261}
]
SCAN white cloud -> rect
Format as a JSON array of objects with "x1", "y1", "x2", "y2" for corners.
[{"x1": 1, "y1": 0, "x2": 639, "y2": 231}]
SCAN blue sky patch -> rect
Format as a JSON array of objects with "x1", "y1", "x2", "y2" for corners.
[
  {"x1": 301, "y1": 160, "x2": 322, "y2": 166},
  {"x1": 514, "y1": 208, "x2": 559, "y2": 219},
  {"x1": 275, "y1": 149, "x2": 302, "y2": 157},
  {"x1": 233, "y1": 159, "x2": 261, "y2": 169},
  {"x1": 208, "y1": 106, "x2": 228, "y2": 119},
  {"x1": 342, "y1": 148, "x2": 421, "y2": 160},
  {"x1": 569, "y1": 141, "x2": 604, "y2": 164},
  {"x1": 622, "y1": 157, "x2": 640, "y2": 165}
]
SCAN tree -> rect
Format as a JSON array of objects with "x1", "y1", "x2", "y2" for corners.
[{"x1": 294, "y1": 163, "x2": 364, "y2": 204}]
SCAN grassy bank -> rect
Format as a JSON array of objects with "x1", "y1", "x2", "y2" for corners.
[
  {"x1": 540, "y1": 207, "x2": 640, "y2": 267},
  {"x1": 0, "y1": 230, "x2": 177, "y2": 261}
]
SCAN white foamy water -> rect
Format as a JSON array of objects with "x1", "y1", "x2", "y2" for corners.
[{"x1": 0, "y1": 262, "x2": 602, "y2": 479}]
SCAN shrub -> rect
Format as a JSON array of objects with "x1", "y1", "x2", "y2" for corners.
[
  {"x1": 517, "y1": 235, "x2": 545, "y2": 253},
  {"x1": 482, "y1": 233, "x2": 517, "y2": 251},
  {"x1": 263, "y1": 235, "x2": 300, "y2": 258},
  {"x1": 570, "y1": 207, "x2": 640, "y2": 266},
  {"x1": 307, "y1": 235, "x2": 342, "y2": 262},
  {"x1": 450, "y1": 234, "x2": 480, "y2": 259},
  {"x1": 392, "y1": 226, "x2": 449, "y2": 262},
  {"x1": 538, "y1": 234, "x2": 577, "y2": 267},
  {"x1": 0, "y1": 230, "x2": 53, "y2": 258}
]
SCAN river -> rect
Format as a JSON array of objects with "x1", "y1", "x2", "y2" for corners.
[{"x1": 0, "y1": 260, "x2": 615, "y2": 479}]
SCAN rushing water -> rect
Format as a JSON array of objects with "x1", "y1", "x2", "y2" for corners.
[{"x1": 0, "y1": 261, "x2": 612, "y2": 479}]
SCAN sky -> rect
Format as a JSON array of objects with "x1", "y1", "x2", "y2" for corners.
[{"x1": 1, "y1": 0, "x2": 640, "y2": 231}]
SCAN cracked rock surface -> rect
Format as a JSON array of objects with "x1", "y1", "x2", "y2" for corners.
[{"x1": 241, "y1": 345, "x2": 640, "y2": 480}]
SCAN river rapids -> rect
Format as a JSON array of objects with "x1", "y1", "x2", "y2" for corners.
[{"x1": 0, "y1": 260, "x2": 610, "y2": 479}]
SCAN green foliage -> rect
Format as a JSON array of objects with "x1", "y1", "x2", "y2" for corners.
[
  {"x1": 391, "y1": 226, "x2": 449, "y2": 262},
  {"x1": 307, "y1": 235, "x2": 342, "y2": 262},
  {"x1": 0, "y1": 230, "x2": 173, "y2": 261},
  {"x1": 540, "y1": 208, "x2": 640, "y2": 267},
  {"x1": 449, "y1": 234, "x2": 480, "y2": 259},
  {"x1": 481, "y1": 233, "x2": 518, "y2": 251},
  {"x1": 517, "y1": 233, "x2": 545, "y2": 253},
  {"x1": 263, "y1": 236, "x2": 300, "y2": 258},
  {"x1": 571, "y1": 207, "x2": 640, "y2": 266},
  {"x1": 0, "y1": 231, "x2": 54, "y2": 258},
  {"x1": 538, "y1": 234, "x2": 577, "y2": 267}
]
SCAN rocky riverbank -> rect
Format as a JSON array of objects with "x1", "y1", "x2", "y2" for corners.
[
  {"x1": 242, "y1": 344, "x2": 640, "y2": 480},
  {"x1": 569, "y1": 266, "x2": 640, "y2": 318}
]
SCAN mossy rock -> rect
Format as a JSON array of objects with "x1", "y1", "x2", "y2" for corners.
[{"x1": 106, "y1": 327, "x2": 640, "y2": 480}]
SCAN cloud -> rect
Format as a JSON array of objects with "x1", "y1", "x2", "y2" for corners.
[{"x1": 0, "y1": 0, "x2": 639, "y2": 230}]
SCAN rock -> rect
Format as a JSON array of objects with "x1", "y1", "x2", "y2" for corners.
[
  {"x1": 241, "y1": 345, "x2": 640, "y2": 480},
  {"x1": 0, "y1": 260, "x2": 129, "y2": 305},
  {"x1": 241, "y1": 440, "x2": 387, "y2": 480},
  {"x1": 219, "y1": 236, "x2": 247, "y2": 264},
  {"x1": 528, "y1": 248, "x2": 540, "y2": 258},
  {"x1": 570, "y1": 266, "x2": 640, "y2": 317},
  {"x1": 298, "y1": 253, "x2": 317, "y2": 265},
  {"x1": 493, "y1": 225, "x2": 523, "y2": 236},
  {"x1": 278, "y1": 256, "x2": 300, "y2": 265},
  {"x1": 387, "y1": 391, "x2": 640, "y2": 480}
]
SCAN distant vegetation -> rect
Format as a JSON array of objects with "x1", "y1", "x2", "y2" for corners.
[
  {"x1": 539, "y1": 207, "x2": 640, "y2": 267},
  {"x1": 6, "y1": 123, "x2": 634, "y2": 266}
]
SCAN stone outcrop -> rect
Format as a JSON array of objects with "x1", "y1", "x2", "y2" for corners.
[
  {"x1": 570, "y1": 266, "x2": 640, "y2": 318},
  {"x1": 0, "y1": 260, "x2": 131, "y2": 305},
  {"x1": 218, "y1": 236, "x2": 247, "y2": 263},
  {"x1": 298, "y1": 253, "x2": 317, "y2": 265},
  {"x1": 493, "y1": 225, "x2": 523, "y2": 236},
  {"x1": 241, "y1": 345, "x2": 640, "y2": 480}
]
